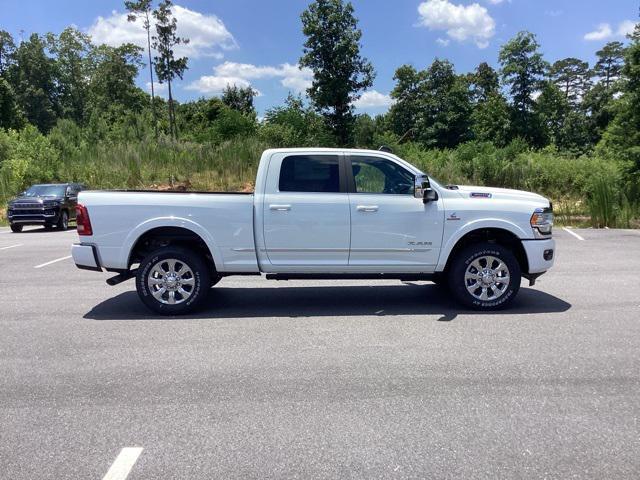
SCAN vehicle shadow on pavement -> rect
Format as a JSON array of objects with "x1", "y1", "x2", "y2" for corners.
[
  {"x1": 84, "y1": 284, "x2": 571, "y2": 321},
  {"x1": 13, "y1": 226, "x2": 77, "y2": 233}
]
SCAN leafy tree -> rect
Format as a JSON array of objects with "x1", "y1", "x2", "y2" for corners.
[
  {"x1": 221, "y1": 85, "x2": 257, "y2": 115},
  {"x1": 594, "y1": 41, "x2": 626, "y2": 90},
  {"x1": 549, "y1": 57, "x2": 592, "y2": 105},
  {"x1": 89, "y1": 44, "x2": 145, "y2": 114},
  {"x1": 557, "y1": 111, "x2": 592, "y2": 154},
  {"x1": 499, "y1": 31, "x2": 548, "y2": 144},
  {"x1": 471, "y1": 92, "x2": 511, "y2": 147},
  {"x1": 353, "y1": 113, "x2": 376, "y2": 147},
  {"x1": 300, "y1": 0, "x2": 375, "y2": 145},
  {"x1": 7, "y1": 33, "x2": 59, "y2": 132},
  {"x1": 262, "y1": 93, "x2": 333, "y2": 146},
  {"x1": 48, "y1": 27, "x2": 93, "y2": 125},
  {"x1": 0, "y1": 30, "x2": 16, "y2": 75},
  {"x1": 583, "y1": 82, "x2": 616, "y2": 142},
  {"x1": 388, "y1": 64, "x2": 425, "y2": 138},
  {"x1": 415, "y1": 59, "x2": 472, "y2": 148},
  {"x1": 0, "y1": 77, "x2": 24, "y2": 130},
  {"x1": 152, "y1": 0, "x2": 189, "y2": 139},
  {"x1": 599, "y1": 21, "x2": 640, "y2": 172},
  {"x1": 470, "y1": 62, "x2": 499, "y2": 102},
  {"x1": 535, "y1": 80, "x2": 570, "y2": 146},
  {"x1": 126, "y1": 0, "x2": 159, "y2": 138}
]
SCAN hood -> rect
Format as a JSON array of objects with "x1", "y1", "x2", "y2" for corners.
[{"x1": 453, "y1": 185, "x2": 550, "y2": 206}]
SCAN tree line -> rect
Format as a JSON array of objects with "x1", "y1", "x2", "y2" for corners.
[{"x1": 0, "y1": 0, "x2": 639, "y2": 179}]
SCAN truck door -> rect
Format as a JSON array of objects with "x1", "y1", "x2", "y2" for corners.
[
  {"x1": 262, "y1": 153, "x2": 350, "y2": 267},
  {"x1": 347, "y1": 154, "x2": 444, "y2": 269}
]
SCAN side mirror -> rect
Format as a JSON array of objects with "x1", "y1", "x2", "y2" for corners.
[
  {"x1": 414, "y1": 174, "x2": 429, "y2": 200},
  {"x1": 415, "y1": 175, "x2": 438, "y2": 203},
  {"x1": 424, "y1": 188, "x2": 438, "y2": 203}
]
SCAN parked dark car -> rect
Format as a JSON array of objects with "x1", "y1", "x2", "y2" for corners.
[{"x1": 6, "y1": 183, "x2": 85, "y2": 233}]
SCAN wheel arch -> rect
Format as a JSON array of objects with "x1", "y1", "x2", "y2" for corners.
[
  {"x1": 124, "y1": 219, "x2": 222, "y2": 274},
  {"x1": 438, "y1": 226, "x2": 529, "y2": 275}
]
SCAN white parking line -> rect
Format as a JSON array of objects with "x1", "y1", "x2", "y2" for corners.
[
  {"x1": 562, "y1": 227, "x2": 586, "y2": 241},
  {"x1": 34, "y1": 255, "x2": 72, "y2": 269},
  {"x1": 0, "y1": 244, "x2": 22, "y2": 250},
  {"x1": 102, "y1": 448, "x2": 143, "y2": 480}
]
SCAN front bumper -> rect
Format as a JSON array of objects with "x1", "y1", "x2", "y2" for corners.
[
  {"x1": 8, "y1": 208, "x2": 61, "y2": 225},
  {"x1": 71, "y1": 244, "x2": 102, "y2": 272},
  {"x1": 522, "y1": 238, "x2": 555, "y2": 274}
]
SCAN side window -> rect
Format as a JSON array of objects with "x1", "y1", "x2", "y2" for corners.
[
  {"x1": 351, "y1": 157, "x2": 414, "y2": 195},
  {"x1": 279, "y1": 155, "x2": 340, "y2": 193}
]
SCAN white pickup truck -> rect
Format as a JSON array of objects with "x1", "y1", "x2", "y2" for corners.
[{"x1": 72, "y1": 148, "x2": 555, "y2": 314}]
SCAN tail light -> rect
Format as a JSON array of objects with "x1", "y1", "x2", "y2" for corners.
[{"x1": 76, "y1": 204, "x2": 93, "y2": 236}]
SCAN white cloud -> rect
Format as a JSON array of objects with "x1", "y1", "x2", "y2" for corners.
[
  {"x1": 436, "y1": 37, "x2": 450, "y2": 46},
  {"x1": 584, "y1": 23, "x2": 613, "y2": 41},
  {"x1": 617, "y1": 20, "x2": 636, "y2": 37},
  {"x1": 87, "y1": 5, "x2": 236, "y2": 59},
  {"x1": 485, "y1": 0, "x2": 505, "y2": 4},
  {"x1": 145, "y1": 81, "x2": 167, "y2": 98},
  {"x1": 186, "y1": 62, "x2": 313, "y2": 95},
  {"x1": 185, "y1": 75, "x2": 251, "y2": 94},
  {"x1": 354, "y1": 91, "x2": 394, "y2": 109},
  {"x1": 417, "y1": 0, "x2": 496, "y2": 49},
  {"x1": 584, "y1": 20, "x2": 636, "y2": 41}
]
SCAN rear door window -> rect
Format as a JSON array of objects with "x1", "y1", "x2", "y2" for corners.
[{"x1": 279, "y1": 155, "x2": 341, "y2": 193}]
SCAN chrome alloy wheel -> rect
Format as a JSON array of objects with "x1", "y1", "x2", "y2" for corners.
[
  {"x1": 147, "y1": 258, "x2": 196, "y2": 305},
  {"x1": 464, "y1": 255, "x2": 511, "y2": 301}
]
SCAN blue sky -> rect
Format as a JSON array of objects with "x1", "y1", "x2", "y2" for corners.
[{"x1": 1, "y1": 0, "x2": 638, "y2": 114}]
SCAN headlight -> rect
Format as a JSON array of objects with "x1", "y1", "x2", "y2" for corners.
[{"x1": 530, "y1": 207, "x2": 554, "y2": 236}]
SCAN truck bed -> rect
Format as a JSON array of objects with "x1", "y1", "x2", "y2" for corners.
[{"x1": 79, "y1": 190, "x2": 258, "y2": 273}]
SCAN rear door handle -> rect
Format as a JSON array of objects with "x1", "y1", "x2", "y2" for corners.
[
  {"x1": 270, "y1": 204, "x2": 291, "y2": 211},
  {"x1": 356, "y1": 205, "x2": 379, "y2": 212}
]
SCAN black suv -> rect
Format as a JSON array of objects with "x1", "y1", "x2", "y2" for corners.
[{"x1": 7, "y1": 183, "x2": 85, "y2": 233}]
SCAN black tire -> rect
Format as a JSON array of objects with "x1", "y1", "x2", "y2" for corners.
[
  {"x1": 10, "y1": 224, "x2": 23, "y2": 233},
  {"x1": 57, "y1": 210, "x2": 69, "y2": 230},
  {"x1": 431, "y1": 272, "x2": 448, "y2": 289},
  {"x1": 447, "y1": 242, "x2": 521, "y2": 310},
  {"x1": 136, "y1": 247, "x2": 210, "y2": 315}
]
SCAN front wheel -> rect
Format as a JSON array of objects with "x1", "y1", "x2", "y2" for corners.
[
  {"x1": 136, "y1": 247, "x2": 210, "y2": 315},
  {"x1": 57, "y1": 210, "x2": 69, "y2": 230},
  {"x1": 448, "y1": 242, "x2": 521, "y2": 310},
  {"x1": 10, "y1": 224, "x2": 23, "y2": 233}
]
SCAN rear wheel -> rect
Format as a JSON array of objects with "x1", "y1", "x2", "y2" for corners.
[
  {"x1": 136, "y1": 247, "x2": 210, "y2": 315},
  {"x1": 448, "y1": 242, "x2": 521, "y2": 310},
  {"x1": 10, "y1": 224, "x2": 22, "y2": 233},
  {"x1": 57, "y1": 210, "x2": 69, "y2": 230}
]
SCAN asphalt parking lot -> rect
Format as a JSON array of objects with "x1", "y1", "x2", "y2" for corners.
[{"x1": 1, "y1": 226, "x2": 639, "y2": 479}]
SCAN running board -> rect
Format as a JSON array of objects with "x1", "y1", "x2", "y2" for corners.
[
  {"x1": 265, "y1": 273, "x2": 436, "y2": 281},
  {"x1": 106, "y1": 269, "x2": 137, "y2": 286}
]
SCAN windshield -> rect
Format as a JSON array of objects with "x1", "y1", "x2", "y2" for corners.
[{"x1": 23, "y1": 185, "x2": 66, "y2": 197}]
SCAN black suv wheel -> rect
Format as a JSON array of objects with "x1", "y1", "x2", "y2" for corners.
[
  {"x1": 136, "y1": 247, "x2": 210, "y2": 315},
  {"x1": 57, "y1": 210, "x2": 69, "y2": 230},
  {"x1": 448, "y1": 242, "x2": 521, "y2": 310},
  {"x1": 10, "y1": 224, "x2": 23, "y2": 233}
]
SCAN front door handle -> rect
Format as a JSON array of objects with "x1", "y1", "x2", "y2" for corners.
[
  {"x1": 270, "y1": 204, "x2": 291, "y2": 211},
  {"x1": 356, "y1": 205, "x2": 379, "y2": 212}
]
